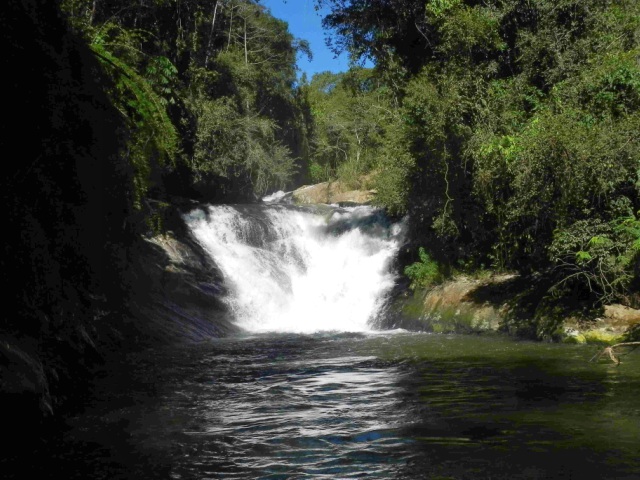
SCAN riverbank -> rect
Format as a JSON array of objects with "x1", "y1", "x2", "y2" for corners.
[
  {"x1": 288, "y1": 181, "x2": 640, "y2": 345},
  {"x1": 384, "y1": 272, "x2": 640, "y2": 344}
]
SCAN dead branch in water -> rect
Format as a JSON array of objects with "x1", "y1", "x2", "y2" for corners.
[{"x1": 590, "y1": 342, "x2": 640, "y2": 365}]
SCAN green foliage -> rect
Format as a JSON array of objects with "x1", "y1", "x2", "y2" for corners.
[
  {"x1": 404, "y1": 247, "x2": 442, "y2": 290},
  {"x1": 145, "y1": 56, "x2": 179, "y2": 105},
  {"x1": 90, "y1": 39, "x2": 179, "y2": 208},
  {"x1": 371, "y1": 135, "x2": 414, "y2": 215},
  {"x1": 549, "y1": 215, "x2": 639, "y2": 303},
  {"x1": 180, "y1": 1, "x2": 308, "y2": 195},
  {"x1": 187, "y1": 89, "x2": 297, "y2": 196},
  {"x1": 304, "y1": 68, "x2": 396, "y2": 188},
  {"x1": 61, "y1": 0, "x2": 311, "y2": 203},
  {"x1": 426, "y1": 0, "x2": 461, "y2": 18},
  {"x1": 308, "y1": 161, "x2": 330, "y2": 184},
  {"x1": 320, "y1": 0, "x2": 640, "y2": 306},
  {"x1": 436, "y1": 3, "x2": 505, "y2": 59}
]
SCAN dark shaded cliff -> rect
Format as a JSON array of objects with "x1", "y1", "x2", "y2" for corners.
[
  {"x1": 0, "y1": 1, "x2": 234, "y2": 452},
  {"x1": 2, "y1": 0, "x2": 134, "y2": 424}
]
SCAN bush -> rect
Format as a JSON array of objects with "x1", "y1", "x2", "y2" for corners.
[
  {"x1": 404, "y1": 247, "x2": 442, "y2": 290},
  {"x1": 548, "y1": 214, "x2": 640, "y2": 303}
]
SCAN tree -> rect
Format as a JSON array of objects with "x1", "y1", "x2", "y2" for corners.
[
  {"x1": 305, "y1": 68, "x2": 395, "y2": 187},
  {"x1": 318, "y1": 0, "x2": 640, "y2": 306},
  {"x1": 61, "y1": 0, "x2": 313, "y2": 200}
]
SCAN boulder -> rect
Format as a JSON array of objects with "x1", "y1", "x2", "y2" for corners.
[{"x1": 292, "y1": 181, "x2": 376, "y2": 205}]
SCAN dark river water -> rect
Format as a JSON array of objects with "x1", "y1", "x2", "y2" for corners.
[{"x1": 26, "y1": 331, "x2": 640, "y2": 479}]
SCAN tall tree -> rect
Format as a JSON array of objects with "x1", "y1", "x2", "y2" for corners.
[
  {"x1": 318, "y1": 0, "x2": 640, "y2": 305},
  {"x1": 62, "y1": 0, "x2": 313, "y2": 200}
]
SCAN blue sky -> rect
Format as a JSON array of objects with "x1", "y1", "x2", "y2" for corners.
[{"x1": 260, "y1": 0, "x2": 353, "y2": 79}]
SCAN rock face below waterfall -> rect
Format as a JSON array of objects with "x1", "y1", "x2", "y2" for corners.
[
  {"x1": 292, "y1": 181, "x2": 376, "y2": 205},
  {"x1": 384, "y1": 275, "x2": 512, "y2": 334},
  {"x1": 127, "y1": 215, "x2": 239, "y2": 342}
]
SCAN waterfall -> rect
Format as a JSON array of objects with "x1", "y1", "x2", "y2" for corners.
[{"x1": 184, "y1": 199, "x2": 405, "y2": 333}]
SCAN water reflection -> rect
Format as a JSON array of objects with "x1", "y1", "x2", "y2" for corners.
[
  {"x1": 16, "y1": 332, "x2": 640, "y2": 479},
  {"x1": 160, "y1": 337, "x2": 412, "y2": 479}
]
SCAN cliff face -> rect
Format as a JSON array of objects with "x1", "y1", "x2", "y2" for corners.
[
  {"x1": 2, "y1": 0, "x2": 134, "y2": 425},
  {"x1": 126, "y1": 212, "x2": 238, "y2": 343},
  {"x1": 0, "y1": 1, "x2": 234, "y2": 437}
]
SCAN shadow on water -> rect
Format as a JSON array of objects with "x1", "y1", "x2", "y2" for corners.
[
  {"x1": 383, "y1": 335, "x2": 640, "y2": 479},
  {"x1": 9, "y1": 332, "x2": 640, "y2": 479}
]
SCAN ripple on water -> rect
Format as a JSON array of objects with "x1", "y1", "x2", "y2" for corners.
[
  {"x1": 20, "y1": 332, "x2": 640, "y2": 480},
  {"x1": 159, "y1": 339, "x2": 413, "y2": 478}
]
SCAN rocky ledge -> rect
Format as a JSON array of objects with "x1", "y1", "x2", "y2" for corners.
[
  {"x1": 126, "y1": 213, "x2": 239, "y2": 343},
  {"x1": 385, "y1": 273, "x2": 640, "y2": 344},
  {"x1": 291, "y1": 181, "x2": 376, "y2": 205}
]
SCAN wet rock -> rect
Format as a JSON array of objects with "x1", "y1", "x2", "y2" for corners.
[
  {"x1": 292, "y1": 181, "x2": 376, "y2": 205},
  {"x1": 127, "y1": 223, "x2": 239, "y2": 343},
  {"x1": 386, "y1": 273, "x2": 640, "y2": 343}
]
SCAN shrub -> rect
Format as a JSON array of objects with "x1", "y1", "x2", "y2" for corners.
[
  {"x1": 548, "y1": 214, "x2": 640, "y2": 304},
  {"x1": 404, "y1": 247, "x2": 442, "y2": 290}
]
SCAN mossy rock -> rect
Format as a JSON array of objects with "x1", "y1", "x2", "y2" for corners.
[
  {"x1": 401, "y1": 291, "x2": 428, "y2": 318},
  {"x1": 562, "y1": 333, "x2": 587, "y2": 344},
  {"x1": 582, "y1": 330, "x2": 624, "y2": 345}
]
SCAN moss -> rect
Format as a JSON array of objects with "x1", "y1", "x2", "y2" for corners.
[
  {"x1": 582, "y1": 330, "x2": 624, "y2": 345},
  {"x1": 423, "y1": 305, "x2": 489, "y2": 334},
  {"x1": 562, "y1": 333, "x2": 587, "y2": 344},
  {"x1": 442, "y1": 306, "x2": 475, "y2": 331},
  {"x1": 432, "y1": 323, "x2": 446, "y2": 334},
  {"x1": 400, "y1": 290, "x2": 428, "y2": 318}
]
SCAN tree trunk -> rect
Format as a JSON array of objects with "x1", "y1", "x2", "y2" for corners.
[
  {"x1": 90, "y1": 0, "x2": 97, "y2": 25},
  {"x1": 227, "y1": 6, "x2": 233, "y2": 51},
  {"x1": 205, "y1": 1, "x2": 220, "y2": 67},
  {"x1": 244, "y1": 17, "x2": 248, "y2": 64}
]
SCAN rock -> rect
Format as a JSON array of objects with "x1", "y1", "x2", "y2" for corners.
[
  {"x1": 292, "y1": 181, "x2": 376, "y2": 205},
  {"x1": 582, "y1": 329, "x2": 625, "y2": 345},
  {"x1": 562, "y1": 329, "x2": 587, "y2": 344},
  {"x1": 127, "y1": 224, "x2": 239, "y2": 343},
  {"x1": 603, "y1": 304, "x2": 640, "y2": 327},
  {"x1": 385, "y1": 274, "x2": 516, "y2": 334},
  {"x1": 386, "y1": 272, "x2": 639, "y2": 343}
]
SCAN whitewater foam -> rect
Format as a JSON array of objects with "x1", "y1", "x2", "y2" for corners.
[{"x1": 185, "y1": 204, "x2": 405, "y2": 333}]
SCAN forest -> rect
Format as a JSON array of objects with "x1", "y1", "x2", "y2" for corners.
[
  {"x1": 2, "y1": 0, "x2": 639, "y2": 433},
  {"x1": 315, "y1": 0, "x2": 640, "y2": 320},
  {"x1": 58, "y1": 0, "x2": 640, "y2": 316}
]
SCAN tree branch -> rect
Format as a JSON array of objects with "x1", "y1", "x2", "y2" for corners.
[{"x1": 590, "y1": 342, "x2": 640, "y2": 365}]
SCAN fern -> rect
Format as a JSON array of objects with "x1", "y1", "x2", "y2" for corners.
[{"x1": 90, "y1": 41, "x2": 179, "y2": 209}]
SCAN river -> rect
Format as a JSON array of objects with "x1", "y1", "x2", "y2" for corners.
[
  {"x1": 25, "y1": 332, "x2": 640, "y2": 479},
  {"x1": 13, "y1": 201, "x2": 640, "y2": 479}
]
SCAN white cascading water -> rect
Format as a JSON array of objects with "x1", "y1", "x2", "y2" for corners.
[{"x1": 184, "y1": 196, "x2": 405, "y2": 333}]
